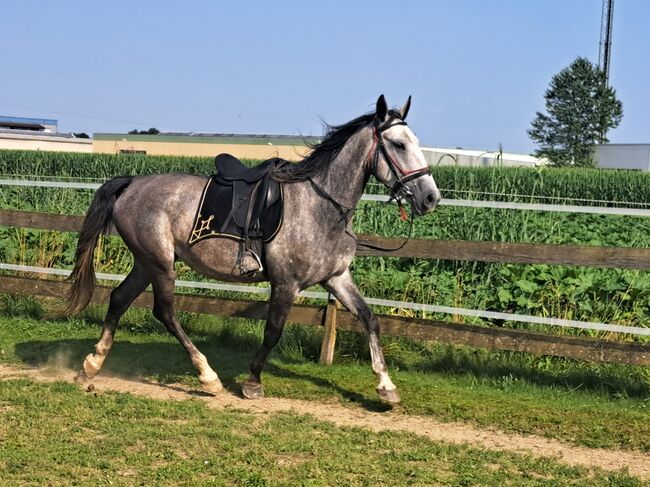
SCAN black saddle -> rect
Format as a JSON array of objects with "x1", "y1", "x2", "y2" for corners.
[
  {"x1": 188, "y1": 154, "x2": 284, "y2": 275},
  {"x1": 214, "y1": 153, "x2": 275, "y2": 183}
]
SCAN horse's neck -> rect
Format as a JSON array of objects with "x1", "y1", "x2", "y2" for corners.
[{"x1": 312, "y1": 129, "x2": 370, "y2": 210}]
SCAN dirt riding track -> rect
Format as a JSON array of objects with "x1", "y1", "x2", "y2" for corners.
[{"x1": 1, "y1": 363, "x2": 648, "y2": 481}]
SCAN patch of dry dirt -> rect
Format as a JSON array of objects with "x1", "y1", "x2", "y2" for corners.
[{"x1": 1, "y1": 363, "x2": 648, "y2": 479}]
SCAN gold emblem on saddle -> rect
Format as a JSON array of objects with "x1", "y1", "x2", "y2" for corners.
[{"x1": 189, "y1": 214, "x2": 214, "y2": 244}]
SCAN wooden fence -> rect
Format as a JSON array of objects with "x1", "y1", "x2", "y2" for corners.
[
  {"x1": 2, "y1": 209, "x2": 649, "y2": 269},
  {"x1": 0, "y1": 209, "x2": 649, "y2": 367}
]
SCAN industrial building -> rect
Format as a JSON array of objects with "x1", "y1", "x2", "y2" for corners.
[
  {"x1": 595, "y1": 144, "x2": 650, "y2": 171},
  {"x1": 2, "y1": 113, "x2": 647, "y2": 171},
  {"x1": 421, "y1": 147, "x2": 546, "y2": 168},
  {"x1": 92, "y1": 133, "x2": 320, "y2": 161},
  {"x1": 0, "y1": 115, "x2": 58, "y2": 133},
  {"x1": 0, "y1": 115, "x2": 92, "y2": 153}
]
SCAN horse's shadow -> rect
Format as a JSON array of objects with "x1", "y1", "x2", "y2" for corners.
[
  {"x1": 12, "y1": 328, "x2": 648, "y2": 406},
  {"x1": 13, "y1": 336, "x2": 391, "y2": 412}
]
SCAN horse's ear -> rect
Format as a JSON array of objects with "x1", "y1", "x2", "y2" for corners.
[
  {"x1": 400, "y1": 95, "x2": 412, "y2": 120},
  {"x1": 376, "y1": 94, "x2": 388, "y2": 121}
]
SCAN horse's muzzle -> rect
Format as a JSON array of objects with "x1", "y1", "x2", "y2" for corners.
[{"x1": 408, "y1": 183, "x2": 441, "y2": 215}]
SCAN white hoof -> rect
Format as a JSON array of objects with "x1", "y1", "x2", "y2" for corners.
[
  {"x1": 377, "y1": 387, "x2": 401, "y2": 404},
  {"x1": 200, "y1": 379, "x2": 223, "y2": 395},
  {"x1": 82, "y1": 353, "x2": 102, "y2": 378}
]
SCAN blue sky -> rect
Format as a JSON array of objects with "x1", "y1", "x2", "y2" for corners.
[{"x1": 1, "y1": 1, "x2": 648, "y2": 153}]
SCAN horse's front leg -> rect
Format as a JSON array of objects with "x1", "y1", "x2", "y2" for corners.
[
  {"x1": 242, "y1": 284, "x2": 298, "y2": 399},
  {"x1": 324, "y1": 270, "x2": 400, "y2": 404}
]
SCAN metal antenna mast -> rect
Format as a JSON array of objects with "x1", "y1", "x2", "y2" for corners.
[{"x1": 598, "y1": 0, "x2": 614, "y2": 85}]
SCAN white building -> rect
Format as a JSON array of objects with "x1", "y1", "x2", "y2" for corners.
[
  {"x1": 421, "y1": 147, "x2": 546, "y2": 168},
  {"x1": 595, "y1": 144, "x2": 650, "y2": 171}
]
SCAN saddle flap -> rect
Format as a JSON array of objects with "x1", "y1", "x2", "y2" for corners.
[{"x1": 189, "y1": 174, "x2": 283, "y2": 246}]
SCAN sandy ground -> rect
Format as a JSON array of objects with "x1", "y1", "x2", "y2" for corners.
[{"x1": 0, "y1": 363, "x2": 648, "y2": 480}]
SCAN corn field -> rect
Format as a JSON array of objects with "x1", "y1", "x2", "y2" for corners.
[{"x1": 0, "y1": 149, "x2": 649, "y2": 337}]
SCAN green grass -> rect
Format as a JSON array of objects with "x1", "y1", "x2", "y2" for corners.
[
  {"x1": 2, "y1": 379, "x2": 644, "y2": 486},
  {"x1": 0, "y1": 309, "x2": 648, "y2": 453}
]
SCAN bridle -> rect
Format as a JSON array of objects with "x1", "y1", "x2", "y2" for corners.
[
  {"x1": 365, "y1": 117, "x2": 431, "y2": 204},
  {"x1": 307, "y1": 116, "x2": 431, "y2": 252}
]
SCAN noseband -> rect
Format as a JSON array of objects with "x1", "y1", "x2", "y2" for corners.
[{"x1": 365, "y1": 118, "x2": 430, "y2": 200}]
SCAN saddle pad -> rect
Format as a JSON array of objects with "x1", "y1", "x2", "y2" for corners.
[{"x1": 188, "y1": 177, "x2": 283, "y2": 246}]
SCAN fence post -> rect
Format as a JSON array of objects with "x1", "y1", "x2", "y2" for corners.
[{"x1": 319, "y1": 296, "x2": 338, "y2": 366}]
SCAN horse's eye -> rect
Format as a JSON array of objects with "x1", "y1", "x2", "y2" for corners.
[{"x1": 393, "y1": 141, "x2": 405, "y2": 151}]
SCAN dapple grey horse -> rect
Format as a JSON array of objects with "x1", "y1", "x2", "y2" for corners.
[{"x1": 67, "y1": 95, "x2": 441, "y2": 403}]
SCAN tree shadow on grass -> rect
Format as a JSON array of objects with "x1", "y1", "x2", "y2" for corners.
[
  {"x1": 12, "y1": 337, "x2": 390, "y2": 412},
  {"x1": 387, "y1": 344, "x2": 650, "y2": 400}
]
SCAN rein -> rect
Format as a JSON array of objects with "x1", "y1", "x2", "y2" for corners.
[{"x1": 310, "y1": 116, "x2": 429, "y2": 253}]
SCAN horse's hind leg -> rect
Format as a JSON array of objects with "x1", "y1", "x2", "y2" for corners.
[
  {"x1": 149, "y1": 266, "x2": 223, "y2": 394},
  {"x1": 77, "y1": 262, "x2": 150, "y2": 382}
]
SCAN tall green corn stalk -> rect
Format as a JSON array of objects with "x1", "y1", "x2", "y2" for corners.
[
  {"x1": 1, "y1": 149, "x2": 649, "y2": 335},
  {"x1": 1, "y1": 149, "x2": 649, "y2": 205}
]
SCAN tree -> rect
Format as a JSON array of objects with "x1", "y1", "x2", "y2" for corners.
[
  {"x1": 128, "y1": 127, "x2": 160, "y2": 135},
  {"x1": 528, "y1": 57, "x2": 623, "y2": 167}
]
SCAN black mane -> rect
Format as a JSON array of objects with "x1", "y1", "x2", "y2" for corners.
[{"x1": 270, "y1": 109, "x2": 402, "y2": 182}]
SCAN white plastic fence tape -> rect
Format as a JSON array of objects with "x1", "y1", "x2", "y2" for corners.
[
  {"x1": 0, "y1": 179, "x2": 101, "y2": 190},
  {"x1": 1, "y1": 263, "x2": 647, "y2": 336},
  {"x1": 360, "y1": 194, "x2": 650, "y2": 217}
]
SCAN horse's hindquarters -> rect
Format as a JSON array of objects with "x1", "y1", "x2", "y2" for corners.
[{"x1": 112, "y1": 173, "x2": 267, "y2": 283}]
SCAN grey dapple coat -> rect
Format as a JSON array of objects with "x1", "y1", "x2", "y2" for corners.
[{"x1": 67, "y1": 95, "x2": 440, "y2": 403}]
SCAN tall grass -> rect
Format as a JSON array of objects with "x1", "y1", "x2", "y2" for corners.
[{"x1": 0, "y1": 149, "x2": 243, "y2": 181}]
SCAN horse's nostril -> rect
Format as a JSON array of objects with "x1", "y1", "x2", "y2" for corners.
[{"x1": 422, "y1": 190, "x2": 440, "y2": 211}]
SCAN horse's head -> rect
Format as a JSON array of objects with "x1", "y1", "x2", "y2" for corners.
[{"x1": 366, "y1": 95, "x2": 441, "y2": 215}]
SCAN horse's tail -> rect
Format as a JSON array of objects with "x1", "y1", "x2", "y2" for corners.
[{"x1": 66, "y1": 176, "x2": 133, "y2": 315}]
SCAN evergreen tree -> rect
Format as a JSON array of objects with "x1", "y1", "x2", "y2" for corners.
[{"x1": 528, "y1": 57, "x2": 623, "y2": 167}]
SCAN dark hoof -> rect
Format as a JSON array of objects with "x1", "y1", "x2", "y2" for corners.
[
  {"x1": 241, "y1": 381, "x2": 264, "y2": 400},
  {"x1": 377, "y1": 387, "x2": 401, "y2": 404}
]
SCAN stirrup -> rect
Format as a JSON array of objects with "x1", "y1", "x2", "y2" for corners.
[{"x1": 238, "y1": 249, "x2": 263, "y2": 276}]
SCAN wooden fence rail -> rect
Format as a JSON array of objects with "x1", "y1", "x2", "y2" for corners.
[
  {"x1": 1, "y1": 274, "x2": 648, "y2": 366},
  {"x1": 2, "y1": 209, "x2": 650, "y2": 269}
]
